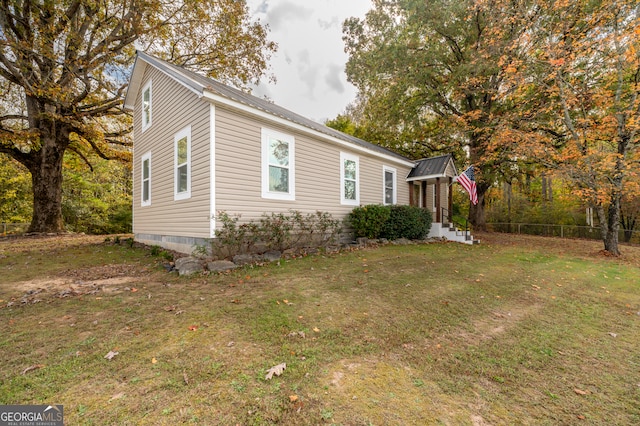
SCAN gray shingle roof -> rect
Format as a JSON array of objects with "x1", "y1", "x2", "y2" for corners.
[
  {"x1": 134, "y1": 51, "x2": 412, "y2": 164},
  {"x1": 406, "y1": 154, "x2": 456, "y2": 179}
]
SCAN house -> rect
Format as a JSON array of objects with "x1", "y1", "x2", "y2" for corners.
[{"x1": 124, "y1": 52, "x2": 470, "y2": 254}]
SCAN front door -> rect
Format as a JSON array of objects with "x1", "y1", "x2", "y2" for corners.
[{"x1": 412, "y1": 183, "x2": 421, "y2": 207}]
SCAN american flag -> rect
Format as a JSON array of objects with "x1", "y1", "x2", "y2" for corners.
[{"x1": 455, "y1": 166, "x2": 478, "y2": 205}]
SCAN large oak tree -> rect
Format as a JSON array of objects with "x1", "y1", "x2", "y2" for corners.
[
  {"x1": 0, "y1": 0, "x2": 276, "y2": 233},
  {"x1": 343, "y1": 0, "x2": 532, "y2": 230}
]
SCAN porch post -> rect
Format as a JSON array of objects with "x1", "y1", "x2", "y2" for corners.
[
  {"x1": 421, "y1": 182, "x2": 427, "y2": 209},
  {"x1": 448, "y1": 177, "x2": 453, "y2": 222},
  {"x1": 409, "y1": 182, "x2": 414, "y2": 206},
  {"x1": 435, "y1": 177, "x2": 441, "y2": 222}
]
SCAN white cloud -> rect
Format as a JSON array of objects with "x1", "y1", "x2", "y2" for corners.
[
  {"x1": 247, "y1": 0, "x2": 372, "y2": 122},
  {"x1": 325, "y1": 64, "x2": 345, "y2": 94}
]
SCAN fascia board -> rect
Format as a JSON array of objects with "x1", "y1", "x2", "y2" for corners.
[{"x1": 406, "y1": 174, "x2": 448, "y2": 182}]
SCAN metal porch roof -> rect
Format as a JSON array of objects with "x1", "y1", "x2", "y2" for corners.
[{"x1": 406, "y1": 154, "x2": 457, "y2": 180}]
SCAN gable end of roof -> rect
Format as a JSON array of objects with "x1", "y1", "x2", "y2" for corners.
[{"x1": 126, "y1": 51, "x2": 414, "y2": 166}]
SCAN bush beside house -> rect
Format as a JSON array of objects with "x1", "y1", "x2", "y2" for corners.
[
  {"x1": 211, "y1": 210, "x2": 342, "y2": 259},
  {"x1": 171, "y1": 207, "x2": 434, "y2": 275},
  {"x1": 349, "y1": 204, "x2": 433, "y2": 241}
]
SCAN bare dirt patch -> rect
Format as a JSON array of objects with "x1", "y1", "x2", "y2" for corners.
[
  {"x1": 1, "y1": 234, "x2": 154, "y2": 305},
  {"x1": 11, "y1": 263, "x2": 150, "y2": 293},
  {"x1": 462, "y1": 303, "x2": 543, "y2": 346},
  {"x1": 5, "y1": 272, "x2": 146, "y2": 306}
]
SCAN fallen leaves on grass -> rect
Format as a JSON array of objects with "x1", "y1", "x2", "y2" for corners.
[
  {"x1": 104, "y1": 350, "x2": 119, "y2": 361},
  {"x1": 151, "y1": 357, "x2": 158, "y2": 364},
  {"x1": 574, "y1": 388, "x2": 590, "y2": 395},
  {"x1": 109, "y1": 392, "x2": 125, "y2": 402},
  {"x1": 21, "y1": 364, "x2": 44, "y2": 375},
  {"x1": 265, "y1": 363, "x2": 286, "y2": 380},
  {"x1": 188, "y1": 325, "x2": 198, "y2": 331}
]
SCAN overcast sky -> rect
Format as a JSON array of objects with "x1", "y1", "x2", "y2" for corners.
[{"x1": 246, "y1": 0, "x2": 372, "y2": 123}]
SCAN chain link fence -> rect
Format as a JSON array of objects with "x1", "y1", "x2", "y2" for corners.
[
  {"x1": 487, "y1": 222, "x2": 640, "y2": 244},
  {"x1": 1, "y1": 223, "x2": 29, "y2": 236}
]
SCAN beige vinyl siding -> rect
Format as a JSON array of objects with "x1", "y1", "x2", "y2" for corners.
[
  {"x1": 132, "y1": 66, "x2": 211, "y2": 238},
  {"x1": 439, "y1": 180, "x2": 448, "y2": 213},
  {"x1": 445, "y1": 161, "x2": 457, "y2": 177},
  {"x1": 214, "y1": 106, "x2": 412, "y2": 224},
  {"x1": 426, "y1": 185, "x2": 435, "y2": 214}
]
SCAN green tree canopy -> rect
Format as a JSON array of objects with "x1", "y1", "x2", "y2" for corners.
[
  {"x1": 343, "y1": 0, "x2": 531, "y2": 230},
  {"x1": 0, "y1": 0, "x2": 276, "y2": 233}
]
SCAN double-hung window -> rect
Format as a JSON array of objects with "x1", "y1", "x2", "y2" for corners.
[
  {"x1": 262, "y1": 129, "x2": 295, "y2": 200},
  {"x1": 383, "y1": 166, "x2": 397, "y2": 205},
  {"x1": 340, "y1": 152, "x2": 359, "y2": 205},
  {"x1": 141, "y1": 81, "x2": 152, "y2": 131},
  {"x1": 174, "y1": 126, "x2": 191, "y2": 200},
  {"x1": 141, "y1": 152, "x2": 151, "y2": 206}
]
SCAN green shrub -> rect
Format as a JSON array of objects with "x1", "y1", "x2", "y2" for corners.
[
  {"x1": 213, "y1": 211, "x2": 260, "y2": 257},
  {"x1": 380, "y1": 205, "x2": 433, "y2": 240},
  {"x1": 212, "y1": 210, "x2": 343, "y2": 258},
  {"x1": 258, "y1": 212, "x2": 294, "y2": 251},
  {"x1": 287, "y1": 210, "x2": 342, "y2": 248},
  {"x1": 348, "y1": 204, "x2": 391, "y2": 239}
]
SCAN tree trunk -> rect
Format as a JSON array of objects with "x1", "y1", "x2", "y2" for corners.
[
  {"x1": 26, "y1": 137, "x2": 66, "y2": 233},
  {"x1": 469, "y1": 185, "x2": 488, "y2": 231},
  {"x1": 604, "y1": 193, "x2": 621, "y2": 255},
  {"x1": 595, "y1": 204, "x2": 607, "y2": 242},
  {"x1": 595, "y1": 202, "x2": 621, "y2": 256}
]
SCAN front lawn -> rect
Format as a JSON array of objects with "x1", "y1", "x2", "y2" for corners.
[{"x1": 1, "y1": 233, "x2": 639, "y2": 425}]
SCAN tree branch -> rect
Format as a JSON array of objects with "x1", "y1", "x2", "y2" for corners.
[
  {"x1": 0, "y1": 114, "x2": 29, "y2": 123},
  {"x1": 67, "y1": 145, "x2": 94, "y2": 172}
]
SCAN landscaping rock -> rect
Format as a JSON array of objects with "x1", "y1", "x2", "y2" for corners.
[
  {"x1": 207, "y1": 260, "x2": 239, "y2": 272},
  {"x1": 174, "y1": 256, "x2": 195, "y2": 269},
  {"x1": 174, "y1": 256, "x2": 204, "y2": 276},
  {"x1": 262, "y1": 250, "x2": 282, "y2": 262},
  {"x1": 356, "y1": 237, "x2": 368, "y2": 246},
  {"x1": 391, "y1": 238, "x2": 413, "y2": 245},
  {"x1": 232, "y1": 254, "x2": 257, "y2": 265}
]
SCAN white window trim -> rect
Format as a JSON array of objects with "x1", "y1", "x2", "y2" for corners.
[
  {"x1": 209, "y1": 104, "x2": 216, "y2": 238},
  {"x1": 141, "y1": 151, "x2": 152, "y2": 206},
  {"x1": 141, "y1": 80, "x2": 152, "y2": 132},
  {"x1": 174, "y1": 125, "x2": 191, "y2": 201},
  {"x1": 383, "y1": 166, "x2": 397, "y2": 205},
  {"x1": 340, "y1": 152, "x2": 360, "y2": 206},
  {"x1": 261, "y1": 128, "x2": 295, "y2": 200},
  {"x1": 431, "y1": 184, "x2": 436, "y2": 212}
]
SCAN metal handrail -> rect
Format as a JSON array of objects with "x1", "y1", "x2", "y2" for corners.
[{"x1": 441, "y1": 207, "x2": 471, "y2": 240}]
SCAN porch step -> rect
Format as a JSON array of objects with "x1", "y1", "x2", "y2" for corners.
[{"x1": 430, "y1": 222, "x2": 478, "y2": 245}]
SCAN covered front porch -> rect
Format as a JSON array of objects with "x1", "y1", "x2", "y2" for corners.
[{"x1": 406, "y1": 154, "x2": 475, "y2": 244}]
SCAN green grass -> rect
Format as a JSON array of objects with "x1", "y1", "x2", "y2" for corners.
[{"x1": 1, "y1": 234, "x2": 639, "y2": 425}]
